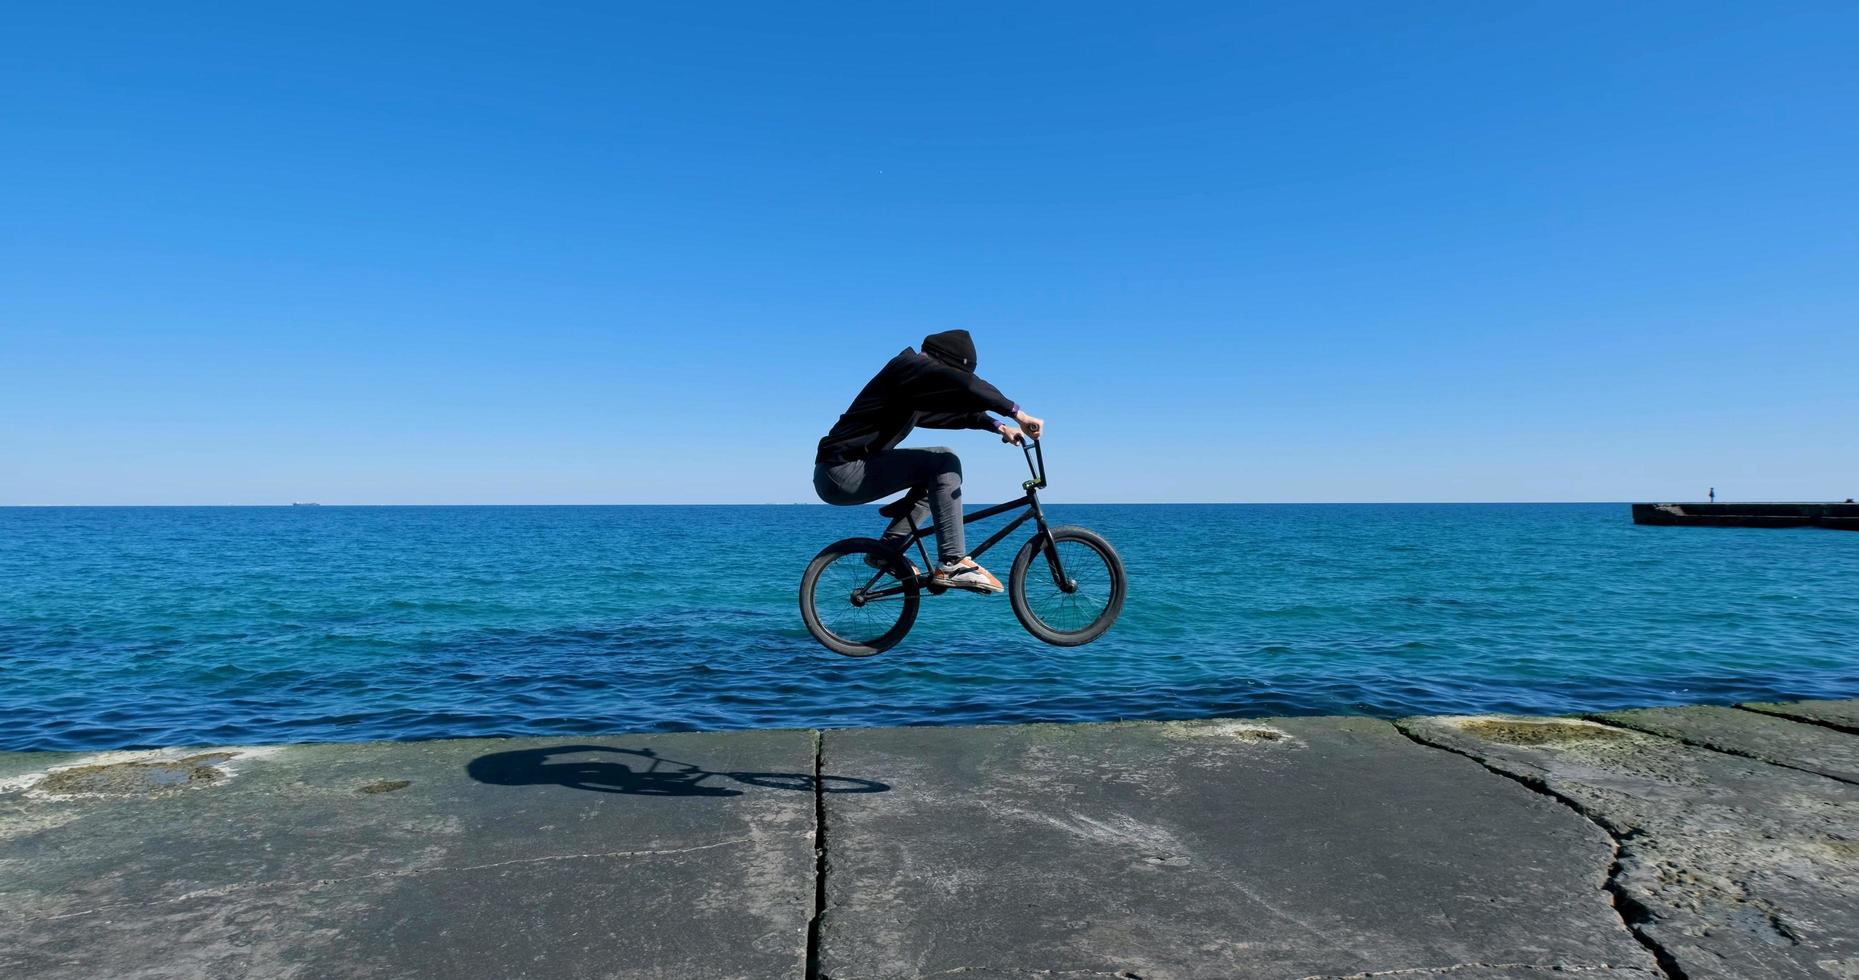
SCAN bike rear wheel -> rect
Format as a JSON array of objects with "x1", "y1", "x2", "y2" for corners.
[
  {"x1": 799, "y1": 537, "x2": 920, "y2": 657},
  {"x1": 1008, "y1": 525, "x2": 1125, "y2": 646}
]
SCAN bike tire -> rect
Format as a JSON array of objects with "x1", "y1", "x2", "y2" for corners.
[
  {"x1": 1008, "y1": 525, "x2": 1126, "y2": 647},
  {"x1": 799, "y1": 537, "x2": 920, "y2": 657}
]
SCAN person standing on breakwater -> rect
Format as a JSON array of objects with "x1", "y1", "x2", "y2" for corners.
[
  {"x1": 1710, "y1": 487, "x2": 1716, "y2": 502},
  {"x1": 813, "y1": 329, "x2": 1044, "y2": 594}
]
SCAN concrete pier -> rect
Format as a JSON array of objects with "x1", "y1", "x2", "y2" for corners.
[
  {"x1": 1632, "y1": 502, "x2": 1859, "y2": 529},
  {"x1": 3, "y1": 702, "x2": 1858, "y2": 979}
]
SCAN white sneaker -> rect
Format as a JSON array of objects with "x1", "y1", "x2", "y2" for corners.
[{"x1": 935, "y1": 558, "x2": 1004, "y2": 594}]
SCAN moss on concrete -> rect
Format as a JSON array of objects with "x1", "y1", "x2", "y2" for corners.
[
  {"x1": 1460, "y1": 719, "x2": 1632, "y2": 746},
  {"x1": 37, "y1": 752, "x2": 237, "y2": 796}
]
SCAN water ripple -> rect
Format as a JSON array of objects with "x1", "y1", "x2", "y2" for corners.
[{"x1": 1, "y1": 503, "x2": 1857, "y2": 751}]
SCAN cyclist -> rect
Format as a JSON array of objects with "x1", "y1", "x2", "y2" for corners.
[{"x1": 813, "y1": 329, "x2": 1044, "y2": 593}]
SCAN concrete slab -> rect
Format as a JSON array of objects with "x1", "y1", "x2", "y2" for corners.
[
  {"x1": 0, "y1": 731, "x2": 834, "y2": 980},
  {"x1": 1597, "y1": 704, "x2": 1859, "y2": 785},
  {"x1": 1399, "y1": 714, "x2": 1859, "y2": 980},
  {"x1": 817, "y1": 716, "x2": 1660, "y2": 980},
  {"x1": 1743, "y1": 699, "x2": 1859, "y2": 734}
]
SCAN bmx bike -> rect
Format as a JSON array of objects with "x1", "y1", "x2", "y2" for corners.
[{"x1": 799, "y1": 439, "x2": 1126, "y2": 657}]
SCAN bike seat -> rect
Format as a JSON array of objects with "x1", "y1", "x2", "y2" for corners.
[{"x1": 877, "y1": 486, "x2": 929, "y2": 520}]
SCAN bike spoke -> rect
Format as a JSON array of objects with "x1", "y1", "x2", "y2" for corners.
[
  {"x1": 814, "y1": 551, "x2": 910, "y2": 645},
  {"x1": 1023, "y1": 539, "x2": 1115, "y2": 634}
]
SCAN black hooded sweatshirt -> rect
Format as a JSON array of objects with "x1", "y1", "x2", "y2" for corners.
[{"x1": 815, "y1": 339, "x2": 1017, "y2": 466}]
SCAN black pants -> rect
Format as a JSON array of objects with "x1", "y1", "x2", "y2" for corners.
[{"x1": 814, "y1": 447, "x2": 964, "y2": 564}]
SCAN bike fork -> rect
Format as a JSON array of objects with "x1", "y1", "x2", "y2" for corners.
[{"x1": 1027, "y1": 498, "x2": 1075, "y2": 593}]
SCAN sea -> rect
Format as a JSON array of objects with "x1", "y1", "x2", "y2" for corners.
[{"x1": 2, "y1": 503, "x2": 1856, "y2": 753}]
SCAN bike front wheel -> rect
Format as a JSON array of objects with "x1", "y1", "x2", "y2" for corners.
[
  {"x1": 799, "y1": 537, "x2": 920, "y2": 657},
  {"x1": 1008, "y1": 525, "x2": 1126, "y2": 646}
]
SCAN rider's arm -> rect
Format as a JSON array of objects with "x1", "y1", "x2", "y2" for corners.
[
  {"x1": 906, "y1": 361, "x2": 1017, "y2": 417},
  {"x1": 915, "y1": 411, "x2": 1005, "y2": 432}
]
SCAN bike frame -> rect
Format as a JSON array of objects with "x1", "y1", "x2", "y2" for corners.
[{"x1": 855, "y1": 438, "x2": 1072, "y2": 600}]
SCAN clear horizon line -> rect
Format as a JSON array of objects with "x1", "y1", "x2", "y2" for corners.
[{"x1": 0, "y1": 500, "x2": 1693, "y2": 508}]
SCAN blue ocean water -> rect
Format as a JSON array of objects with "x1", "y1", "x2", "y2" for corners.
[{"x1": 2, "y1": 504, "x2": 1856, "y2": 752}]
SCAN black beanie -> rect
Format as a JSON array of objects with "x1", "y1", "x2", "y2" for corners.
[{"x1": 922, "y1": 329, "x2": 977, "y2": 372}]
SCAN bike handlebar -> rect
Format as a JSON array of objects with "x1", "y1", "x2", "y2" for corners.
[{"x1": 1021, "y1": 436, "x2": 1047, "y2": 491}]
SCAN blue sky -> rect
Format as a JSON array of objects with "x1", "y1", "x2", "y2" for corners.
[{"x1": 4, "y1": 2, "x2": 1855, "y2": 504}]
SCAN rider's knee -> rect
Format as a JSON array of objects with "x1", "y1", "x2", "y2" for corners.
[{"x1": 926, "y1": 448, "x2": 962, "y2": 478}]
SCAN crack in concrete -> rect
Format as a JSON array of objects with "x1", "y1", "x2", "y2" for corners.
[
  {"x1": 13, "y1": 835, "x2": 783, "y2": 925},
  {"x1": 1587, "y1": 713, "x2": 1859, "y2": 788},
  {"x1": 807, "y1": 728, "x2": 829, "y2": 980},
  {"x1": 1734, "y1": 703, "x2": 1859, "y2": 738},
  {"x1": 1391, "y1": 721, "x2": 1686, "y2": 980},
  {"x1": 1295, "y1": 963, "x2": 1651, "y2": 979}
]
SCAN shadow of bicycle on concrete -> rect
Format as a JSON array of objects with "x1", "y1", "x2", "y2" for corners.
[{"x1": 465, "y1": 743, "x2": 890, "y2": 797}]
